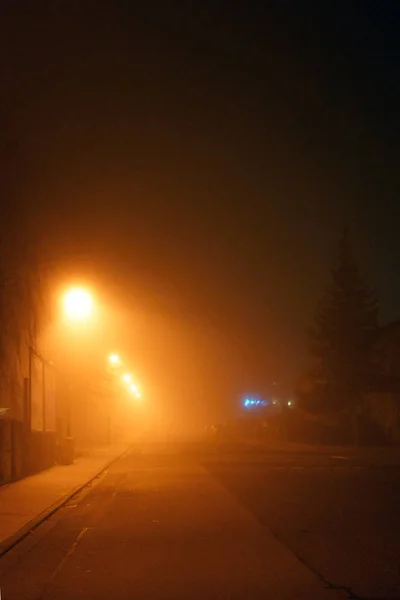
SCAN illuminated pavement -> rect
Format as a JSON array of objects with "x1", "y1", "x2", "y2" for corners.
[
  {"x1": 0, "y1": 444, "x2": 130, "y2": 546},
  {"x1": 0, "y1": 441, "x2": 347, "y2": 600}
]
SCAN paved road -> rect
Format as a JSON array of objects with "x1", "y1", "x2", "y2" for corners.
[
  {"x1": 0, "y1": 441, "x2": 398, "y2": 599},
  {"x1": 206, "y1": 443, "x2": 400, "y2": 599}
]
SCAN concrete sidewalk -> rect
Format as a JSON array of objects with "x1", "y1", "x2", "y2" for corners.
[{"x1": 0, "y1": 442, "x2": 131, "y2": 552}]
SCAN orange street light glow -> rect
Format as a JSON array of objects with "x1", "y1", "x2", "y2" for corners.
[
  {"x1": 63, "y1": 288, "x2": 93, "y2": 322},
  {"x1": 130, "y1": 384, "x2": 137, "y2": 392},
  {"x1": 123, "y1": 374, "x2": 132, "y2": 383},
  {"x1": 108, "y1": 354, "x2": 121, "y2": 365}
]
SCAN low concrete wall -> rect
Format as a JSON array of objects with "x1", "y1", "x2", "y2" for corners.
[
  {"x1": 0, "y1": 420, "x2": 12, "y2": 483},
  {"x1": 0, "y1": 420, "x2": 27, "y2": 483},
  {"x1": 0, "y1": 421, "x2": 59, "y2": 484}
]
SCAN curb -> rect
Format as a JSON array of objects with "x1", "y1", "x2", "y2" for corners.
[{"x1": 0, "y1": 443, "x2": 133, "y2": 558}]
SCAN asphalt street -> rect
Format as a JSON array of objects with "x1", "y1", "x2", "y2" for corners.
[
  {"x1": 0, "y1": 441, "x2": 398, "y2": 599},
  {"x1": 206, "y1": 443, "x2": 400, "y2": 599}
]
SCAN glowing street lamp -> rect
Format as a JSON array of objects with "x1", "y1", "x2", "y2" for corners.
[
  {"x1": 63, "y1": 287, "x2": 93, "y2": 323},
  {"x1": 123, "y1": 374, "x2": 132, "y2": 383},
  {"x1": 108, "y1": 354, "x2": 121, "y2": 366},
  {"x1": 130, "y1": 384, "x2": 137, "y2": 392}
]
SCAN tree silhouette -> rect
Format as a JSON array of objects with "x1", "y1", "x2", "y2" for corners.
[{"x1": 306, "y1": 229, "x2": 378, "y2": 442}]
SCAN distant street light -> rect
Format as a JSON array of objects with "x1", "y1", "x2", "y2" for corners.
[
  {"x1": 123, "y1": 373, "x2": 132, "y2": 383},
  {"x1": 63, "y1": 287, "x2": 93, "y2": 323},
  {"x1": 128, "y1": 384, "x2": 141, "y2": 398},
  {"x1": 108, "y1": 354, "x2": 121, "y2": 366}
]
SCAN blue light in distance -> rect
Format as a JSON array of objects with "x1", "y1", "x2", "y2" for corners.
[{"x1": 242, "y1": 396, "x2": 269, "y2": 409}]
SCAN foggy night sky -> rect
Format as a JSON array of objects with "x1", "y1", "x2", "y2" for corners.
[{"x1": 1, "y1": 2, "x2": 400, "y2": 425}]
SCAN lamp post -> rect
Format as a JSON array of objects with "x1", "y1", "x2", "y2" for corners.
[
  {"x1": 59, "y1": 286, "x2": 95, "y2": 458},
  {"x1": 105, "y1": 354, "x2": 123, "y2": 444}
]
